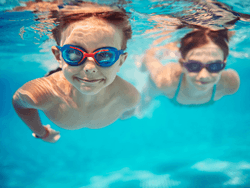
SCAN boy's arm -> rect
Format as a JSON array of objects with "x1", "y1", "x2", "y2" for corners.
[
  {"x1": 12, "y1": 79, "x2": 60, "y2": 142},
  {"x1": 12, "y1": 93, "x2": 48, "y2": 138}
]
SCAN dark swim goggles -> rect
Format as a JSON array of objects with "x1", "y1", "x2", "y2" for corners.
[
  {"x1": 183, "y1": 60, "x2": 226, "y2": 73},
  {"x1": 57, "y1": 45, "x2": 124, "y2": 67}
]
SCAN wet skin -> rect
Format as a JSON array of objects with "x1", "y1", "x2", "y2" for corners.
[
  {"x1": 47, "y1": 18, "x2": 139, "y2": 129},
  {"x1": 140, "y1": 30, "x2": 239, "y2": 107},
  {"x1": 56, "y1": 19, "x2": 126, "y2": 96},
  {"x1": 182, "y1": 42, "x2": 225, "y2": 92},
  {"x1": 12, "y1": 17, "x2": 140, "y2": 143}
]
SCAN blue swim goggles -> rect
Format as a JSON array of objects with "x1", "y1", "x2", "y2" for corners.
[
  {"x1": 183, "y1": 60, "x2": 226, "y2": 73},
  {"x1": 57, "y1": 45, "x2": 125, "y2": 67}
]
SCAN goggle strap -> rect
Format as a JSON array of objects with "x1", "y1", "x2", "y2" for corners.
[
  {"x1": 56, "y1": 46, "x2": 62, "y2": 50},
  {"x1": 118, "y1": 50, "x2": 124, "y2": 56}
]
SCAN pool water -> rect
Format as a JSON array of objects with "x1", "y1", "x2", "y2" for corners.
[{"x1": 1, "y1": 0, "x2": 250, "y2": 188}]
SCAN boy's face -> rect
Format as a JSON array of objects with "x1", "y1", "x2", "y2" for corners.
[{"x1": 52, "y1": 18, "x2": 127, "y2": 95}]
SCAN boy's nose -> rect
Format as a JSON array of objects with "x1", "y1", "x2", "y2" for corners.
[{"x1": 83, "y1": 58, "x2": 98, "y2": 73}]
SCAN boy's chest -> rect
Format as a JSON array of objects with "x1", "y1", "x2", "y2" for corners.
[{"x1": 44, "y1": 99, "x2": 124, "y2": 129}]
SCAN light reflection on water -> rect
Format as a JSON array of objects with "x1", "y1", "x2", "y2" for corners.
[{"x1": 1, "y1": 0, "x2": 250, "y2": 188}]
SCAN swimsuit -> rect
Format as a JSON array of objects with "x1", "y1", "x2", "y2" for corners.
[{"x1": 169, "y1": 73, "x2": 216, "y2": 107}]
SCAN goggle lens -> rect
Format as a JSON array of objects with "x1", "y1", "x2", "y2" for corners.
[
  {"x1": 208, "y1": 62, "x2": 225, "y2": 73},
  {"x1": 95, "y1": 50, "x2": 116, "y2": 64},
  {"x1": 57, "y1": 45, "x2": 124, "y2": 67},
  {"x1": 63, "y1": 48, "x2": 83, "y2": 64},
  {"x1": 185, "y1": 62, "x2": 202, "y2": 72}
]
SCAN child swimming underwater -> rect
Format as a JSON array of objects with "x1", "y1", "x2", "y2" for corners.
[
  {"x1": 137, "y1": 27, "x2": 239, "y2": 115},
  {"x1": 12, "y1": 2, "x2": 140, "y2": 143}
]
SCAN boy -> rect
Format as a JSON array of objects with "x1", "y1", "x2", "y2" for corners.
[{"x1": 12, "y1": 2, "x2": 140, "y2": 143}]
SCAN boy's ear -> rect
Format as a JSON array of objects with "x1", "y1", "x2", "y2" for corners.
[
  {"x1": 51, "y1": 46, "x2": 62, "y2": 67},
  {"x1": 119, "y1": 52, "x2": 128, "y2": 66}
]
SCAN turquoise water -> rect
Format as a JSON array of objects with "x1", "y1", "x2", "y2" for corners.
[{"x1": 1, "y1": 0, "x2": 250, "y2": 188}]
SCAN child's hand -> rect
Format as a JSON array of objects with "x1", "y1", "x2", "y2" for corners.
[
  {"x1": 32, "y1": 124, "x2": 60, "y2": 143},
  {"x1": 42, "y1": 124, "x2": 61, "y2": 143}
]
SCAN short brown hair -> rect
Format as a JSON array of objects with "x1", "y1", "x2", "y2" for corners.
[
  {"x1": 50, "y1": 2, "x2": 132, "y2": 50},
  {"x1": 180, "y1": 29, "x2": 229, "y2": 60}
]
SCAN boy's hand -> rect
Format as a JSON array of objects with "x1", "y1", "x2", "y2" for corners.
[{"x1": 32, "y1": 124, "x2": 60, "y2": 143}]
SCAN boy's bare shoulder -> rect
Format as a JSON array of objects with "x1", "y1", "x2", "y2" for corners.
[
  {"x1": 13, "y1": 73, "x2": 62, "y2": 109},
  {"x1": 113, "y1": 76, "x2": 141, "y2": 108}
]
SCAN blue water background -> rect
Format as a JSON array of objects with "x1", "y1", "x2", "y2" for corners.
[{"x1": 1, "y1": 1, "x2": 250, "y2": 188}]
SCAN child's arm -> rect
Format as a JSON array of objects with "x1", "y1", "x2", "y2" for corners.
[
  {"x1": 155, "y1": 62, "x2": 182, "y2": 90},
  {"x1": 12, "y1": 79, "x2": 60, "y2": 143},
  {"x1": 141, "y1": 48, "x2": 165, "y2": 81}
]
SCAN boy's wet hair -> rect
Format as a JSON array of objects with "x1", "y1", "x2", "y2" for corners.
[
  {"x1": 180, "y1": 28, "x2": 229, "y2": 60},
  {"x1": 50, "y1": 1, "x2": 132, "y2": 50}
]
